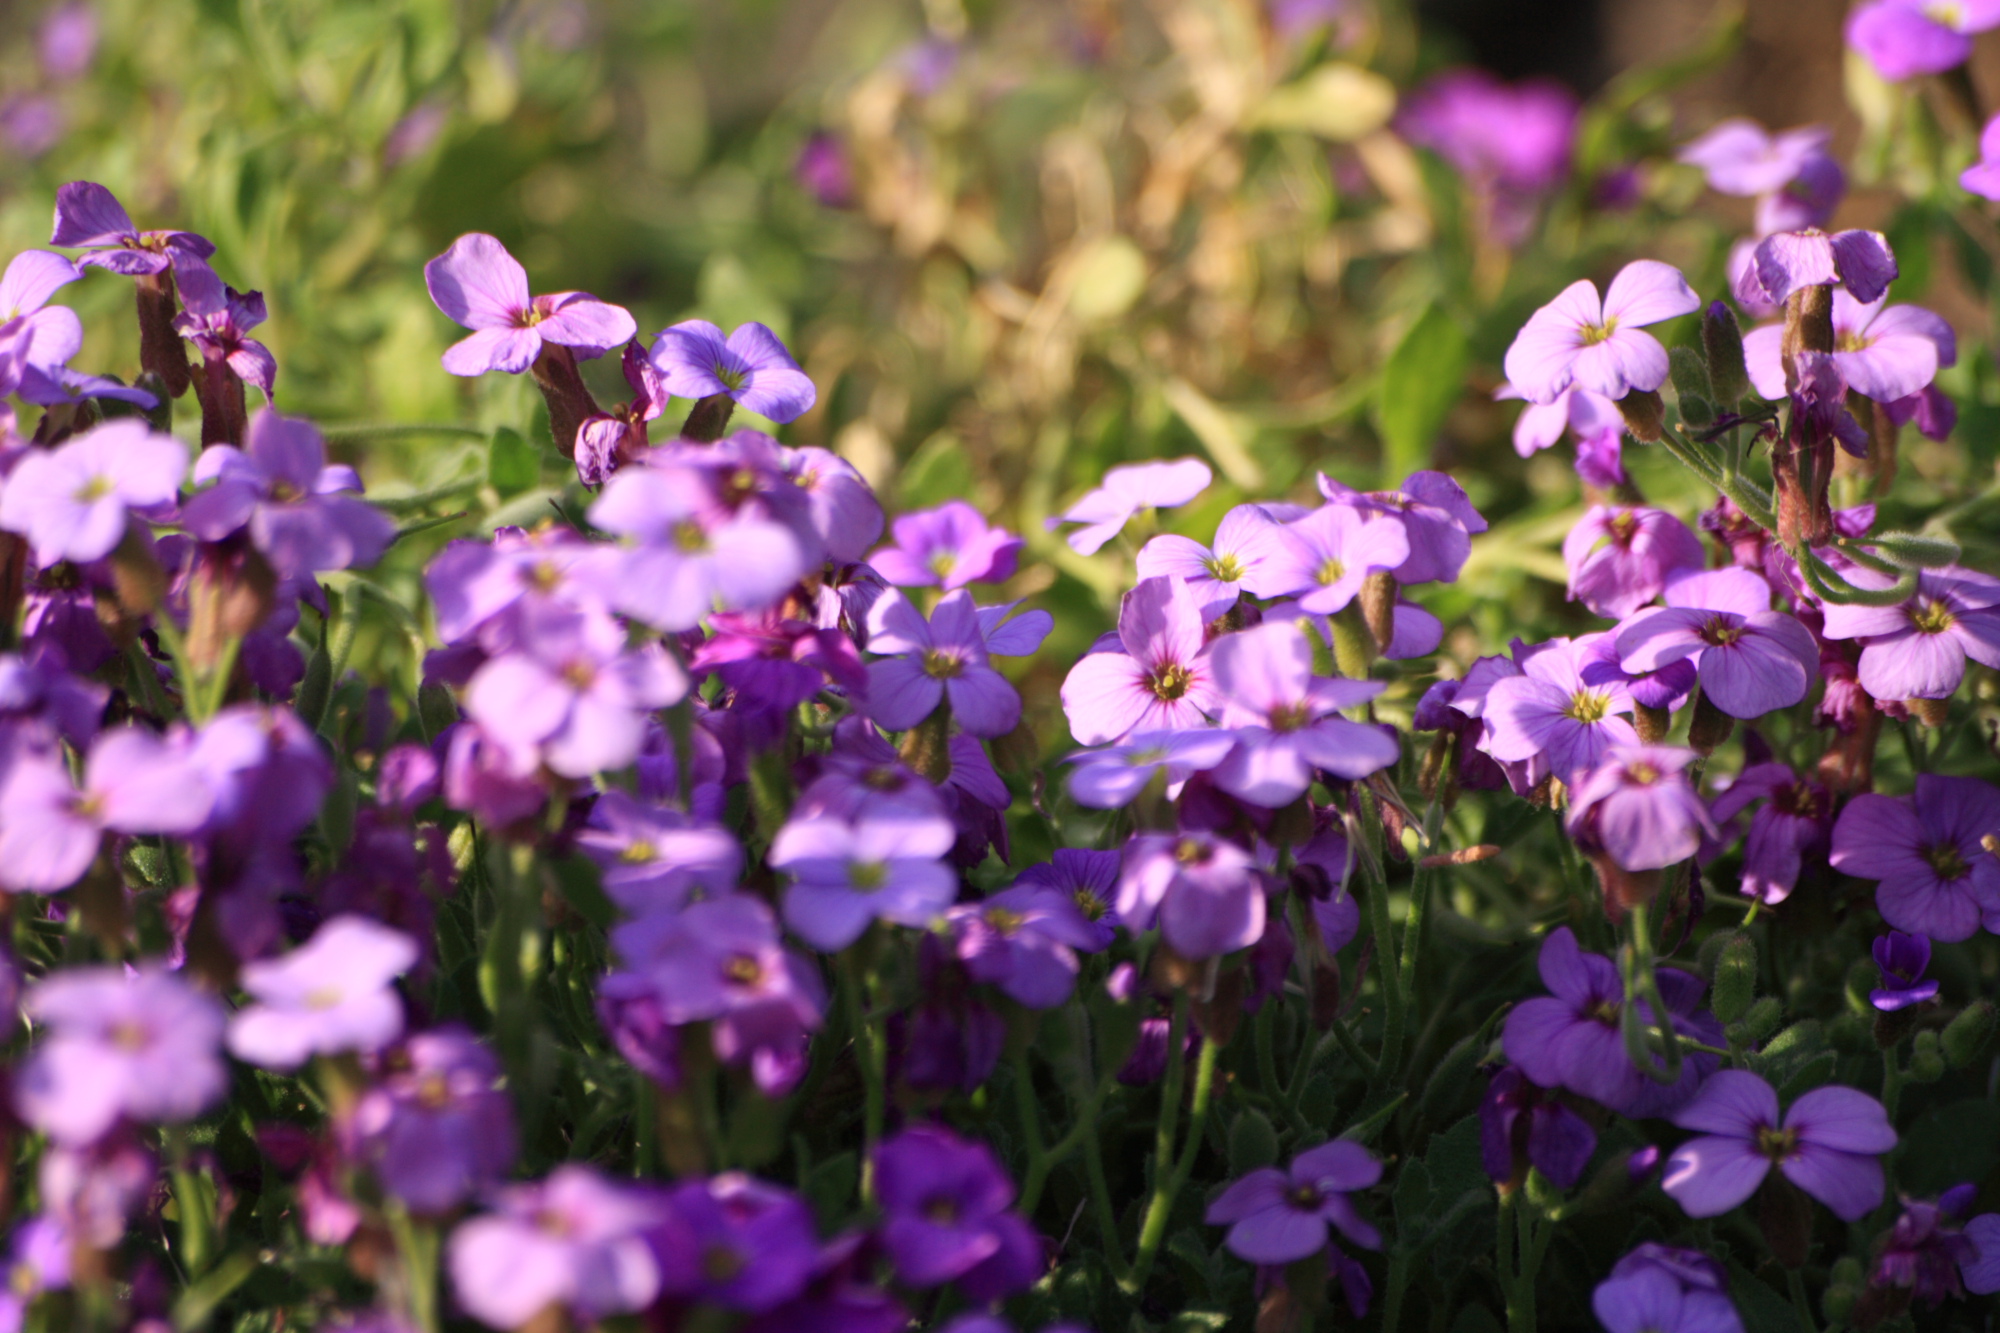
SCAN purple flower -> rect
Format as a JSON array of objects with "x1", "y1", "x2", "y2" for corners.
[
  {"x1": 1136, "y1": 503, "x2": 1295, "y2": 617},
  {"x1": 1253, "y1": 503, "x2": 1410, "y2": 614},
  {"x1": 1831, "y1": 773, "x2": 2000, "y2": 941},
  {"x1": 653, "y1": 1174, "x2": 819, "y2": 1312},
  {"x1": 424, "y1": 233, "x2": 636, "y2": 375},
  {"x1": 1848, "y1": 0, "x2": 2000, "y2": 79},
  {"x1": 1732, "y1": 227, "x2": 1899, "y2": 310},
  {"x1": 16, "y1": 968, "x2": 227, "y2": 1145},
  {"x1": 1962, "y1": 1213, "x2": 2000, "y2": 1293},
  {"x1": 1870, "y1": 931, "x2": 1940, "y2": 1011},
  {"x1": 1707, "y1": 761, "x2": 1832, "y2": 905},
  {"x1": 1208, "y1": 621, "x2": 1396, "y2": 807},
  {"x1": 1116, "y1": 831, "x2": 1265, "y2": 959},
  {"x1": 0, "y1": 419, "x2": 186, "y2": 564},
  {"x1": 173, "y1": 257, "x2": 277, "y2": 395},
  {"x1": 1962, "y1": 113, "x2": 2000, "y2": 199},
  {"x1": 1678, "y1": 119, "x2": 1831, "y2": 197},
  {"x1": 947, "y1": 884, "x2": 1104, "y2": 1007},
  {"x1": 1396, "y1": 70, "x2": 1576, "y2": 243},
  {"x1": 1061, "y1": 575, "x2": 1220, "y2": 744},
  {"x1": 39, "y1": 4, "x2": 96, "y2": 80},
  {"x1": 0, "y1": 726, "x2": 213, "y2": 893},
  {"x1": 692, "y1": 609, "x2": 866, "y2": 716},
  {"x1": 446, "y1": 1166, "x2": 663, "y2": 1329},
  {"x1": 1315, "y1": 470, "x2": 1486, "y2": 586},
  {"x1": 1065, "y1": 728, "x2": 1237, "y2": 808},
  {"x1": 1563, "y1": 505, "x2": 1706, "y2": 621},
  {"x1": 1016, "y1": 849, "x2": 1122, "y2": 946},
  {"x1": 769, "y1": 811, "x2": 958, "y2": 950},
  {"x1": 873, "y1": 1124, "x2": 1030, "y2": 1287},
  {"x1": 1817, "y1": 567, "x2": 2000, "y2": 702},
  {"x1": 1616, "y1": 568, "x2": 1819, "y2": 720},
  {"x1": 0, "y1": 250, "x2": 82, "y2": 366},
  {"x1": 575, "y1": 343, "x2": 670, "y2": 485},
  {"x1": 1205, "y1": 1139, "x2": 1381, "y2": 1264},
  {"x1": 1481, "y1": 634, "x2": 1639, "y2": 782},
  {"x1": 1593, "y1": 1245, "x2": 1744, "y2": 1333},
  {"x1": 1480, "y1": 1067, "x2": 1597, "y2": 1190},
  {"x1": 867, "y1": 501, "x2": 1021, "y2": 590},
  {"x1": 226, "y1": 916, "x2": 418, "y2": 1070},
  {"x1": 1568, "y1": 745, "x2": 1717, "y2": 873},
  {"x1": 1871, "y1": 1188, "x2": 1981, "y2": 1308},
  {"x1": 863, "y1": 588, "x2": 1021, "y2": 737},
  {"x1": 1046, "y1": 457, "x2": 1212, "y2": 556},
  {"x1": 1503, "y1": 260, "x2": 1700, "y2": 406},
  {"x1": 182, "y1": 410, "x2": 394, "y2": 579},
  {"x1": 40, "y1": 1133, "x2": 155, "y2": 1249},
  {"x1": 795, "y1": 131, "x2": 854, "y2": 207},
  {"x1": 1662, "y1": 1070, "x2": 1895, "y2": 1221},
  {"x1": 349, "y1": 1027, "x2": 517, "y2": 1213},
  {"x1": 1501, "y1": 927, "x2": 1721, "y2": 1118},
  {"x1": 575, "y1": 790, "x2": 740, "y2": 912},
  {"x1": 776, "y1": 443, "x2": 883, "y2": 564},
  {"x1": 1743, "y1": 289, "x2": 1954, "y2": 405},
  {"x1": 649, "y1": 319, "x2": 816, "y2": 423},
  {"x1": 1500, "y1": 382, "x2": 1623, "y2": 468},
  {"x1": 49, "y1": 181, "x2": 214, "y2": 275}
]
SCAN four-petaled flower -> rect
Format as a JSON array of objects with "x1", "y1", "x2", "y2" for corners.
[
  {"x1": 1502, "y1": 260, "x2": 1700, "y2": 405},
  {"x1": 649, "y1": 319, "x2": 817, "y2": 423},
  {"x1": 1204, "y1": 1140, "x2": 1383, "y2": 1264},
  {"x1": 1662, "y1": 1070, "x2": 1895, "y2": 1221},
  {"x1": 425, "y1": 232, "x2": 637, "y2": 375}
]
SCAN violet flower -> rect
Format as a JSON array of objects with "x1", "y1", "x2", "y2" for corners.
[
  {"x1": 947, "y1": 884, "x2": 1104, "y2": 1008},
  {"x1": 1562, "y1": 505, "x2": 1706, "y2": 621},
  {"x1": 1499, "y1": 382, "x2": 1623, "y2": 475},
  {"x1": 1208, "y1": 620, "x2": 1396, "y2": 807},
  {"x1": 1706, "y1": 761, "x2": 1832, "y2": 905},
  {"x1": 1046, "y1": 456, "x2": 1212, "y2": 556},
  {"x1": 0, "y1": 726, "x2": 213, "y2": 893},
  {"x1": 182, "y1": 409, "x2": 394, "y2": 580},
  {"x1": 1831, "y1": 773, "x2": 2000, "y2": 941},
  {"x1": 38, "y1": 4, "x2": 96, "y2": 81},
  {"x1": 226, "y1": 916, "x2": 418, "y2": 1071},
  {"x1": 1961, "y1": 1213, "x2": 2000, "y2": 1293},
  {"x1": 1871, "y1": 1187, "x2": 1981, "y2": 1309},
  {"x1": 1567, "y1": 745, "x2": 1717, "y2": 873},
  {"x1": 575, "y1": 790, "x2": 741, "y2": 912},
  {"x1": 1060, "y1": 575, "x2": 1220, "y2": 744},
  {"x1": 649, "y1": 319, "x2": 816, "y2": 423},
  {"x1": 1869, "y1": 931, "x2": 1939, "y2": 1011},
  {"x1": 0, "y1": 249, "x2": 82, "y2": 364},
  {"x1": 40, "y1": 1133, "x2": 155, "y2": 1250},
  {"x1": 1679, "y1": 120, "x2": 1831, "y2": 197},
  {"x1": 1615, "y1": 568, "x2": 1819, "y2": 720},
  {"x1": 1480, "y1": 633, "x2": 1638, "y2": 782},
  {"x1": 1065, "y1": 728, "x2": 1238, "y2": 808},
  {"x1": 1015, "y1": 848, "x2": 1122, "y2": 947},
  {"x1": 1661, "y1": 1070, "x2": 1895, "y2": 1221},
  {"x1": 446, "y1": 1166, "x2": 663, "y2": 1329},
  {"x1": 575, "y1": 343, "x2": 668, "y2": 486},
  {"x1": 172, "y1": 257, "x2": 277, "y2": 395},
  {"x1": 1848, "y1": 0, "x2": 2000, "y2": 80},
  {"x1": 867, "y1": 501, "x2": 1022, "y2": 589},
  {"x1": 1479, "y1": 1066, "x2": 1598, "y2": 1190},
  {"x1": 863, "y1": 588, "x2": 1021, "y2": 736},
  {"x1": 425, "y1": 233, "x2": 636, "y2": 375},
  {"x1": 1743, "y1": 288, "x2": 1954, "y2": 405},
  {"x1": 1116, "y1": 830, "x2": 1265, "y2": 959},
  {"x1": 1732, "y1": 227, "x2": 1899, "y2": 310},
  {"x1": 769, "y1": 811, "x2": 958, "y2": 951},
  {"x1": 16, "y1": 967, "x2": 228, "y2": 1146},
  {"x1": 49, "y1": 181, "x2": 214, "y2": 275},
  {"x1": 1817, "y1": 567, "x2": 2000, "y2": 702},
  {"x1": 872, "y1": 1123, "x2": 1031, "y2": 1287},
  {"x1": 349, "y1": 1027, "x2": 517, "y2": 1213},
  {"x1": 1962, "y1": 112, "x2": 2000, "y2": 200},
  {"x1": 1592, "y1": 1244, "x2": 1744, "y2": 1333},
  {"x1": 1204, "y1": 1139, "x2": 1382, "y2": 1264},
  {"x1": 1396, "y1": 69, "x2": 1576, "y2": 245},
  {"x1": 652, "y1": 1174, "x2": 820, "y2": 1312},
  {"x1": 0, "y1": 418, "x2": 186, "y2": 565},
  {"x1": 1136, "y1": 503, "x2": 1294, "y2": 617},
  {"x1": 1316, "y1": 470, "x2": 1486, "y2": 586},
  {"x1": 1502, "y1": 260, "x2": 1699, "y2": 406},
  {"x1": 1256, "y1": 503, "x2": 1410, "y2": 614},
  {"x1": 776, "y1": 442, "x2": 883, "y2": 563}
]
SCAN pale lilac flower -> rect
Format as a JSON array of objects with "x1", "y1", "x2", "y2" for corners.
[
  {"x1": 1707, "y1": 761, "x2": 1832, "y2": 905},
  {"x1": 1116, "y1": 831, "x2": 1265, "y2": 959},
  {"x1": 1593, "y1": 1245, "x2": 1744, "y2": 1333},
  {"x1": 1962, "y1": 113, "x2": 2000, "y2": 199},
  {"x1": 973, "y1": 599, "x2": 1054, "y2": 658},
  {"x1": 1046, "y1": 457, "x2": 1212, "y2": 555},
  {"x1": 1732, "y1": 228, "x2": 1898, "y2": 310},
  {"x1": 863, "y1": 589, "x2": 1020, "y2": 736},
  {"x1": 425, "y1": 233, "x2": 636, "y2": 375},
  {"x1": 16, "y1": 968, "x2": 227, "y2": 1145},
  {"x1": 1499, "y1": 382, "x2": 1623, "y2": 469},
  {"x1": 1396, "y1": 70, "x2": 1577, "y2": 244},
  {"x1": 350, "y1": 1028, "x2": 517, "y2": 1213},
  {"x1": 1616, "y1": 568, "x2": 1818, "y2": 719},
  {"x1": 1136, "y1": 503, "x2": 1294, "y2": 617},
  {"x1": 1065, "y1": 729, "x2": 1238, "y2": 808},
  {"x1": 38, "y1": 4, "x2": 96, "y2": 80},
  {"x1": 1502, "y1": 260, "x2": 1700, "y2": 405},
  {"x1": 948, "y1": 884, "x2": 1104, "y2": 1008},
  {"x1": 1060, "y1": 576, "x2": 1219, "y2": 744},
  {"x1": 1848, "y1": 0, "x2": 2000, "y2": 80},
  {"x1": 1205, "y1": 1140, "x2": 1381, "y2": 1264},
  {"x1": 49, "y1": 181, "x2": 214, "y2": 275},
  {"x1": 1817, "y1": 567, "x2": 2000, "y2": 701},
  {"x1": 1679, "y1": 120, "x2": 1831, "y2": 197},
  {"x1": 1207, "y1": 621, "x2": 1396, "y2": 806},
  {"x1": 1743, "y1": 289, "x2": 1954, "y2": 404},
  {"x1": 1567, "y1": 745, "x2": 1716, "y2": 872},
  {"x1": 574, "y1": 343, "x2": 668, "y2": 485},
  {"x1": 649, "y1": 319, "x2": 816, "y2": 423},
  {"x1": 1869, "y1": 931, "x2": 1939, "y2": 1011},
  {"x1": 0, "y1": 727, "x2": 212, "y2": 893},
  {"x1": 446, "y1": 1166, "x2": 663, "y2": 1329},
  {"x1": 769, "y1": 811, "x2": 958, "y2": 950},
  {"x1": 1662, "y1": 1071, "x2": 1895, "y2": 1221},
  {"x1": 0, "y1": 251, "x2": 82, "y2": 363},
  {"x1": 226, "y1": 916, "x2": 418, "y2": 1071},
  {"x1": 1254, "y1": 504, "x2": 1410, "y2": 614},
  {"x1": 867, "y1": 501, "x2": 1022, "y2": 589},
  {"x1": 776, "y1": 443, "x2": 883, "y2": 563},
  {"x1": 1316, "y1": 470, "x2": 1486, "y2": 586},
  {"x1": 575, "y1": 790, "x2": 740, "y2": 911},
  {"x1": 18, "y1": 366, "x2": 159, "y2": 410},
  {"x1": 1962, "y1": 1214, "x2": 2000, "y2": 1292},
  {"x1": 40, "y1": 1133, "x2": 155, "y2": 1249},
  {"x1": 0, "y1": 419, "x2": 186, "y2": 564},
  {"x1": 1831, "y1": 773, "x2": 2000, "y2": 941},
  {"x1": 182, "y1": 410, "x2": 394, "y2": 579},
  {"x1": 1481, "y1": 634, "x2": 1639, "y2": 782},
  {"x1": 1563, "y1": 505, "x2": 1706, "y2": 620},
  {"x1": 173, "y1": 257, "x2": 277, "y2": 395}
]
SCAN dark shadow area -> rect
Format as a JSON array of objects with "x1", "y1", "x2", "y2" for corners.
[{"x1": 1417, "y1": 0, "x2": 1607, "y2": 91}]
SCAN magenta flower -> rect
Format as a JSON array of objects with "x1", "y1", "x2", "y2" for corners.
[
  {"x1": 1502, "y1": 260, "x2": 1700, "y2": 405},
  {"x1": 1831, "y1": 773, "x2": 2000, "y2": 941},
  {"x1": 0, "y1": 726, "x2": 212, "y2": 893},
  {"x1": 873, "y1": 1124, "x2": 1033, "y2": 1289},
  {"x1": 1060, "y1": 575, "x2": 1220, "y2": 745},
  {"x1": 648, "y1": 319, "x2": 816, "y2": 423},
  {"x1": 1662, "y1": 1071, "x2": 1895, "y2": 1221},
  {"x1": 1962, "y1": 113, "x2": 2000, "y2": 199},
  {"x1": 1204, "y1": 1139, "x2": 1381, "y2": 1264},
  {"x1": 1316, "y1": 470, "x2": 1486, "y2": 586},
  {"x1": 863, "y1": 589, "x2": 1021, "y2": 737},
  {"x1": 1615, "y1": 568, "x2": 1818, "y2": 719},
  {"x1": 575, "y1": 790, "x2": 741, "y2": 912},
  {"x1": 49, "y1": 180, "x2": 214, "y2": 275},
  {"x1": 1255, "y1": 503, "x2": 1410, "y2": 614},
  {"x1": 1743, "y1": 289, "x2": 1954, "y2": 405},
  {"x1": 1848, "y1": 0, "x2": 2000, "y2": 79},
  {"x1": 182, "y1": 409, "x2": 394, "y2": 580},
  {"x1": 1870, "y1": 931, "x2": 1940, "y2": 1011},
  {"x1": 1208, "y1": 621, "x2": 1396, "y2": 807},
  {"x1": 16, "y1": 968, "x2": 228, "y2": 1146},
  {"x1": 0, "y1": 419, "x2": 186, "y2": 564},
  {"x1": 424, "y1": 232, "x2": 636, "y2": 375},
  {"x1": 172, "y1": 257, "x2": 277, "y2": 395},
  {"x1": 1562, "y1": 505, "x2": 1706, "y2": 620},
  {"x1": 1065, "y1": 728, "x2": 1237, "y2": 808},
  {"x1": 446, "y1": 1166, "x2": 663, "y2": 1329},
  {"x1": 1480, "y1": 634, "x2": 1639, "y2": 782},
  {"x1": 1567, "y1": 745, "x2": 1717, "y2": 873},
  {"x1": 1679, "y1": 119, "x2": 1831, "y2": 197},
  {"x1": 1479, "y1": 1066, "x2": 1597, "y2": 1190},
  {"x1": 867, "y1": 501, "x2": 1022, "y2": 589},
  {"x1": 575, "y1": 342, "x2": 669, "y2": 486},
  {"x1": 350, "y1": 1027, "x2": 517, "y2": 1213},
  {"x1": 770, "y1": 811, "x2": 958, "y2": 950},
  {"x1": 1116, "y1": 831, "x2": 1265, "y2": 959},
  {"x1": 1136, "y1": 503, "x2": 1294, "y2": 617},
  {"x1": 948, "y1": 883, "x2": 1104, "y2": 1008},
  {"x1": 1732, "y1": 227, "x2": 1898, "y2": 310},
  {"x1": 1592, "y1": 1246, "x2": 1744, "y2": 1333},
  {"x1": 1707, "y1": 761, "x2": 1832, "y2": 905},
  {"x1": 653, "y1": 1174, "x2": 819, "y2": 1313},
  {"x1": 1046, "y1": 456, "x2": 1212, "y2": 556},
  {"x1": 226, "y1": 916, "x2": 418, "y2": 1071},
  {"x1": 1817, "y1": 567, "x2": 2000, "y2": 702}
]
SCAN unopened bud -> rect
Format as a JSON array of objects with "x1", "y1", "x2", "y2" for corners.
[
  {"x1": 1228, "y1": 1109, "x2": 1280, "y2": 1175},
  {"x1": 1702, "y1": 301, "x2": 1751, "y2": 405},
  {"x1": 135, "y1": 270, "x2": 191, "y2": 398},
  {"x1": 417, "y1": 681, "x2": 460, "y2": 742},
  {"x1": 1711, "y1": 933, "x2": 1757, "y2": 1025},
  {"x1": 1822, "y1": 1257, "x2": 1863, "y2": 1325},
  {"x1": 1908, "y1": 1029, "x2": 1946, "y2": 1082},
  {"x1": 1418, "y1": 844, "x2": 1500, "y2": 869},
  {"x1": 1943, "y1": 999, "x2": 1997, "y2": 1068},
  {"x1": 1727, "y1": 996, "x2": 1783, "y2": 1045},
  {"x1": 1668, "y1": 346, "x2": 1715, "y2": 427},
  {"x1": 1617, "y1": 388, "x2": 1665, "y2": 443},
  {"x1": 1632, "y1": 701, "x2": 1671, "y2": 743},
  {"x1": 1688, "y1": 689, "x2": 1734, "y2": 755},
  {"x1": 1359, "y1": 570, "x2": 1398, "y2": 651},
  {"x1": 1909, "y1": 696, "x2": 1949, "y2": 727}
]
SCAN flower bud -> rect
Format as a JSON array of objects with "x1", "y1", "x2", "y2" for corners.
[
  {"x1": 1632, "y1": 701, "x2": 1671, "y2": 743},
  {"x1": 1668, "y1": 346, "x2": 1715, "y2": 428},
  {"x1": 1822, "y1": 1256, "x2": 1863, "y2": 1325},
  {"x1": 1710, "y1": 933, "x2": 1757, "y2": 1025},
  {"x1": 417, "y1": 681, "x2": 460, "y2": 742},
  {"x1": 1727, "y1": 996, "x2": 1783, "y2": 1046},
  {"x1": 1359, "y1": 570, "x2": 1398, "y2": 651},
  {"x1": 1907, "y1": 1030, "x2": 1946, "y2": 1083},
  {"x1": 1909, "y1": 696, "x2": 1949, "y2": 727},
  {"x1": 1943, "y1": 998, "x2": 1996, "y2": 1068},
  {"x1": 1616, "y1": 388, "x2": 1665, "y2": 443},
  {"x1": 1702, "y1": 301, "x2": 1751, "y2": 405},
  {"x1": 1687, "y1": 689, "x2": 1734, "y2": 755},
  {"x1": 136, "y1": 269, "x2": 192, "y2": 398}
]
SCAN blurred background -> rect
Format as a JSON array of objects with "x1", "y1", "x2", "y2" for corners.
[{"x1": 2, "y1": 0, "x2": 1995, "y2": 732}]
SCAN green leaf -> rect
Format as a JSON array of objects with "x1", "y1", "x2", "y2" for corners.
[
  {"x1": 900, "y1": 430, "x2": 977, "y2": 509},
  {"x1": 1899, "y1": 1098, "x2": 2000, "y2": 1195},
  {"x1": 1227, "y1": 1109, "x2": 1279, "y2": 1175},
  {"x1": 1375, "y1": 305, "x2": 1469, "y2": 486},
  {"x1": 173, "y1": 1249, "x2": 259, "y2": 1330},
  {"x1": 489, "y1": 425, "x2": 541, "y2": 497}
]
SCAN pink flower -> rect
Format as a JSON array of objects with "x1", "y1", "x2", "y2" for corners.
[
  {"x1": 424, "y1": 233, "x2": 636, "y2": 376},
  {"x1": 1060, "y1": 576, "x2": 1220, "y2": 744},
  {"x1": 1047, "y1": 457, "x2": 1212, "y2": 555},
  {"x1": 1502, "y1": 260, "x2": 1700, "y2": 405}
]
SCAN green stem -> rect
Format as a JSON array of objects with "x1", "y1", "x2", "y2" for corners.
[
  {"x1": 1508, "y1": 1198, "x2": 1540, "y2": 1333},
  {"x1": 1659, "y1": 424, "x2": 1777, "y2": 529},
  {"x1": 1787, "y1": 1266, "x2": 1820, "y2": 1333},
  {"x1": 1127, "y1": 1025, "x2": 1218, "y2": 1295},
  {"x1": 320, "y1": 422, "x2": 489, "y2": 443},
  {"x1": 386, "y1": 1206, "x2": 441, "y2": 1333},
  {"x1": 167, "y1": 1128, "x2": 212, "y2": 1277},
  {"x1": 1081, "y1": 1117, "x2": 1133, "y2": 1284},
  {"x1": 1881, "y1": 1043, "x2": 1905, "y2": 1123},
  {"x1": 1495, "y1": 1191, "x2": 1516, "y2": 1315},
  {"x1": 1367, "y1": 867, "x2": 1406, "y2": 1099},
  {"x1": 1618, "y1": 900, "x2": 1684, "y2": 1086},
  {"x1": 1015, "y1": 1048, "x2": 1052, "y2": 1213},
  {"x1": 839, "y1": 951, "x2": 886, "y2": 1207}
]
